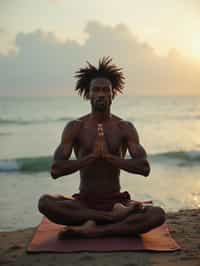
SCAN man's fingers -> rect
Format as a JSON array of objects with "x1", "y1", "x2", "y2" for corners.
[
  {"x1": 97, "y1": 123, "x2": 104, "y2": 137},
  {"x1": 94, "y1": 124, "x2": 109, "y2": 158}
]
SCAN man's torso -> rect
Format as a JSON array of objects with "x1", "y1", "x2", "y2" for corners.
[{"x1": 70, "y1": 114, "x2": 129, "y2": 195}]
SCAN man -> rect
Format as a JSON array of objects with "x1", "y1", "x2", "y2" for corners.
[{"x1": 38, "y1": 57, "x2": 165, "y2": 239}]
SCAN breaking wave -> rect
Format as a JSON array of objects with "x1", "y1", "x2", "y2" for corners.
[{"x1": 0, "y1": 150, "x2": 199, "y2": 173}]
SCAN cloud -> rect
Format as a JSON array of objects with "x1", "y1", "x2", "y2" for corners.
[{"x1": 0, "y1": 21, "x2": 200, "y2": 96}]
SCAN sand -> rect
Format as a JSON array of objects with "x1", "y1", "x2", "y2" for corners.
[{"x1": 0, "y1": 209, "x2": 200, "y2": 266}]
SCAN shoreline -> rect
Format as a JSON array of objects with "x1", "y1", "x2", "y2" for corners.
[{"x1": 0, "y1": 209, "x2": 200, "y2": 266}]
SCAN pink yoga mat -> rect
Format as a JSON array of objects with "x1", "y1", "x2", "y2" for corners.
[{"x1": 27, "y1": 217, "x2": 181, "y2": 253}]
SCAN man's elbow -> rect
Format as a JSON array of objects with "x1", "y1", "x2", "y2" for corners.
[
  {"x1": 142, "y1": 160, "x2": 151, "y2": 177},
  {"x1": 50, "y1": 164, "x2": 60, "y2": 179},
  {"x1": 50, "y1": 169, "x2": 58, "y2": 179}
]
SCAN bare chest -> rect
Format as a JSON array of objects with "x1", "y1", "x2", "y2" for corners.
[{"x1": 76, "y1": 121, "x2": 124, "y2": 155}]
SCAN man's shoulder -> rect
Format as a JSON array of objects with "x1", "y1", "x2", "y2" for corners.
[
  {"x1": 110, "y1": 115, "x2": 137, "y2": 138},
  {"x1": 62, "y1": 117, "x2": 85, "y2": 135},
  {"x1": 112, "y1": 115, "x2": 135, "y2": 129}
]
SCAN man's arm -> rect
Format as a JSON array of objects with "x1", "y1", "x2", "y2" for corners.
[
  {"x1": 50, "y1": 120, "x2": 96, "y2": 179},
  {"x1": 104, "y1": 121, "x2": 150, "y2": 177}
]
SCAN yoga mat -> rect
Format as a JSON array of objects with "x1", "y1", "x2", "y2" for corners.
[{"x1": 27, "y1": 217, "x2": 181, "y2": 253}]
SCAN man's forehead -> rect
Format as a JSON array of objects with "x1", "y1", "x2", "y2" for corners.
[{"x1": 90, "y1": 78, "x2": 112, "y2": 88}]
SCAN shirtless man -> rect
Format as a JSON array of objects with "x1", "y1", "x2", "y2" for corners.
[{"x1": 38, "y1": 57, "x2": 165, "y2": 238}]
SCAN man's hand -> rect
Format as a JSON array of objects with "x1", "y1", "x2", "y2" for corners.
[{"x1": 93, "y1": 133, "x2": 102, "y2": 158}]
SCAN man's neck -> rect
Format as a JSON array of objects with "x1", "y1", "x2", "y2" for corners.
[{"x1": 90, "y1": 110, "x2": 111, "y2": 123}]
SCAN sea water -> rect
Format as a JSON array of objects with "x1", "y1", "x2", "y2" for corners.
[{"x1": 0, "y1": 95, "x2": 200, "y2": 231}]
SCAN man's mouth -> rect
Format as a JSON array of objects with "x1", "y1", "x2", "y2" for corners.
[{"x1": 95, "y1": 102, "x2": 106, "y2": 108}]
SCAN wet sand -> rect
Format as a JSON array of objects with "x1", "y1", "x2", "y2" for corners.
[{"x1": 0, "y1": 209, "x2": 200, "y2": 266}]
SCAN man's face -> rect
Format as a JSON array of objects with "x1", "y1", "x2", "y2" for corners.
[{"x1": 89, "y1": 78, "x2": 113, "y2": 112}]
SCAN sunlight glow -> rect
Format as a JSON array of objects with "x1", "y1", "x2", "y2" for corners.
[{"x1": 191, "y1": 37, "x2": 200, "y2": 59}]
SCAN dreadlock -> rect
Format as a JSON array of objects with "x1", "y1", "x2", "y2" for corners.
[{"x1": 75, "y1": 57, "x2": 125, "y2": 100}]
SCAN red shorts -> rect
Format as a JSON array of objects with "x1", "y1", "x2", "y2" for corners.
[{"x1": 72, "y1": 191, "x2": 131, "y2": 211}]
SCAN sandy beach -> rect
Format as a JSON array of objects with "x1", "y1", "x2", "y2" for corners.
[{"x1": 0, "y1": 209, "x2": 200, "y2": 266}]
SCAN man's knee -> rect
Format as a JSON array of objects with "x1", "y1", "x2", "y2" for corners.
[
  {"x1": 38, "y1": 194, "x2": 52, "y2": 213},
  {"x1": 149, "y1": 206, "x2": 166, "y2": 227}
]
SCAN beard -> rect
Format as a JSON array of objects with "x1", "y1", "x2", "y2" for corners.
[
  {"x1": 93, "y1": 100, "x2": 107, "y2": 112},
  {"x1": 94, "y1": 104, "x2": 106, "y2": 112}
]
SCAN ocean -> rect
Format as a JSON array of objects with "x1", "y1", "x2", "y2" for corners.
[{"x1": 0, "y1": 95, "x2": 200, "y2": 231}]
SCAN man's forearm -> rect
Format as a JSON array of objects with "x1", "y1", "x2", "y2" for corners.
[
  {"x1": 105, "y1": 155, "x2": 150, "y2": 177},
  {"x1": 51, "y1": 154, "x2": 95, "y2": 179}
]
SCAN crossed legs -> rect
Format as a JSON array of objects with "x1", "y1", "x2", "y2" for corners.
[{"x1": 38, "y1": 194, "x2": 165, "y2": 239}]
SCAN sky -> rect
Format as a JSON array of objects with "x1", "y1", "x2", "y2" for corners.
[{"x1": 0, "y1": 0, "x2": 200, "y2": 96}]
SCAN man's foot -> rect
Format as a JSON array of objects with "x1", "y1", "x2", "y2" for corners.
[
  {"x1": 126, "y1": 200, "x2": 144, "y2": 210},
  {"x1": 58, "y1": 220, "x2": 97, "y2": 240},
  {"x1": 112, "y1": 201, "x2": 144, "y2": 221}
]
